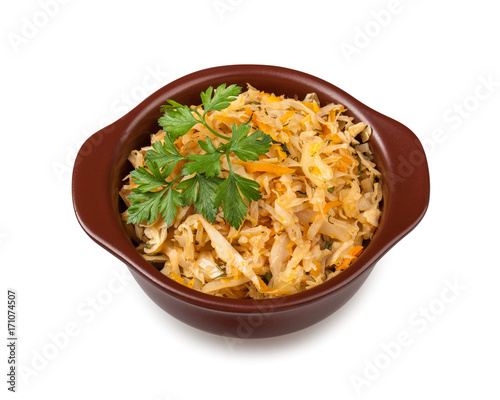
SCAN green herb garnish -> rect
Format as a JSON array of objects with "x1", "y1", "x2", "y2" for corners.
[
  {"x1": 126, "y1": 84, "x2": 272, "y2": 230},
  {"x1": 270, "y1": 138, "x2": 290, "y2": 156},
  {"x1": 321, "y1": 235, "x2": 332, "y2": 250}
]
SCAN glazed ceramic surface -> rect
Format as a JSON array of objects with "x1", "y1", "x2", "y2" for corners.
[{"x1": 72, "y1": 65, "x2": 430, "y2": 338}]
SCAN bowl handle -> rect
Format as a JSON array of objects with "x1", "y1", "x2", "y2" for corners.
[
  {"x1": 372, "y1": 114, "x2": 431, "y2": 246},
  {"x1": 71, "y1": 118, "x2": 144, "y2": 266}
]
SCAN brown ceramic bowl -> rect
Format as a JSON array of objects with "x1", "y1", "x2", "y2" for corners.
[{"x1": 72, "y1": 65, "x2": 430, "y2": 338}]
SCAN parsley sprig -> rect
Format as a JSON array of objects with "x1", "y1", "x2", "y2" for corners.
[{"x1": 126, "y1": 84, "x2": 272, "y2": 229}]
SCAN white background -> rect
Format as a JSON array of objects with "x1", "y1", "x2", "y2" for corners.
[{"x1": 1, "y1": 0, "x2": 499, "y2": 398}]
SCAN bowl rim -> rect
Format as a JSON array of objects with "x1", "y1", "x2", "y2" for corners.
[{"x1": 72, "y1": 64, "x2": 430, "y2": 314}]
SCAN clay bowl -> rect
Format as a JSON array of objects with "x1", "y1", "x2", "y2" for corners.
[{"x1": 72, "y1": 65, "x2": 430, "y2": 338}]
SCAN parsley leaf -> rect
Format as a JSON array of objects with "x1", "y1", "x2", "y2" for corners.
[
  {"x1": 177, "y1": 174, "x2": 222, "y2": 222},
  {"x1": 182, "y1": 137, "x2": 222, "y2": 177},
  {"x1": 214, "y1": 173, "x2": 247, "y2": 229},
  {"x1": 176, "y1": 176, "x2": 199, "y2": 206},
  {"x1": 200, "y1": 84, "x2": 242, "y2": 112},
  {"x1": 232, "y1": 173, "x2": 262, "y2": 202},
  {"x1": 196, "y1": 175, "x2": 222, "y2": 222},
  {"x1": 127, "y1": 188, "x2": 168, "y2": 225},
  {"x1": 130, "y1": 160, "x2": 169, "y2": 192},
  {"x1": 214, "y1": 171, "x2": 262, "y2": 229},
  {"x1": 127, "y1": 160, "x2": 184, "y2": 225},
  {"x1": 127, "y1": 185, "x2": 183, "y2": 226},
  {"x1": 158, "y1": 105, "x2": 199, "y2": 140},
  {"x1": 227, "y1": 123, "x2": 272, "y2": 161},
  {"x1": 159, "y1": 99, "x2": 184, "y2": 112},
  {"x1": 145, "y1": 136, "x2": 185, "y2": 176},
  {"x1": 158, "y1": 186, "x2": 184, "y2": 226}
]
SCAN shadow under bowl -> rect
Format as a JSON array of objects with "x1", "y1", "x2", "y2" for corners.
[{"x1": 72, "y1": 65, "x2": 430, "y2": 338}]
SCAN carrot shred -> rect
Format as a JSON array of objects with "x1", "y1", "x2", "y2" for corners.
[
  {"x1": 323, "y1": 201, "x2": 342, "y2": 214},
  {"x1": 243, "y1": 106, "x2": 259, "y2": 125},
  {"x1": 301, "y1": 101, "x2": 321, "y2": 113},
  {"x1": 339, "y1": 258, "x2": 351, "y2": 270},
  {"x1": 213, "y1": 115, "x2": 242, "y2": 126},
  {"x1": 348, "y1": 245, "x2": 363, "y2": 257},
  {"x1": 268, "y1": 95, "x2": 282, "y2": 103},
  {"x1": 169, "y1": 273, "x2": 186, "y2": 286},
  {"x1": 340, "y1": 154, "x2": 354, "y2": 165},
  {"x1": 280, "y1": 110, "x2": 295, "y2": 125},
  {"x1": 271, "y1": 145, "x2": 288, "y2": 162},
  {"x1": 246, "y1": 108, "x2": 276, "y2": 139},
  {"x1": 324, "y1": 133, "x2": 342, "y2": 144},
  {"x1": 256, "y1": 120, "x2": 275, "y2": 138},
  {"x1": 233, "y1": 160, "x2": 295, "y2": 175},
  {"x1": 311, "y1": 262, "x2": 322, "y2": 278}
]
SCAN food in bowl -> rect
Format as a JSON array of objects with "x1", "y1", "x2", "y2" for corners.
[{"x1": 119, "y1": 84, "x2": 383, "y2": 299}]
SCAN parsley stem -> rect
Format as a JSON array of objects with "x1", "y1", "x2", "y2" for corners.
[
  {"x1": 192, "y1": 108, "x2": 231, "y2": 141},
  {"x1": 168, "y1": 173, "x2": 183, "y2": 187},
  {"x1": 226, "y1": 153, "x2": 234, "y2": 174}
]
